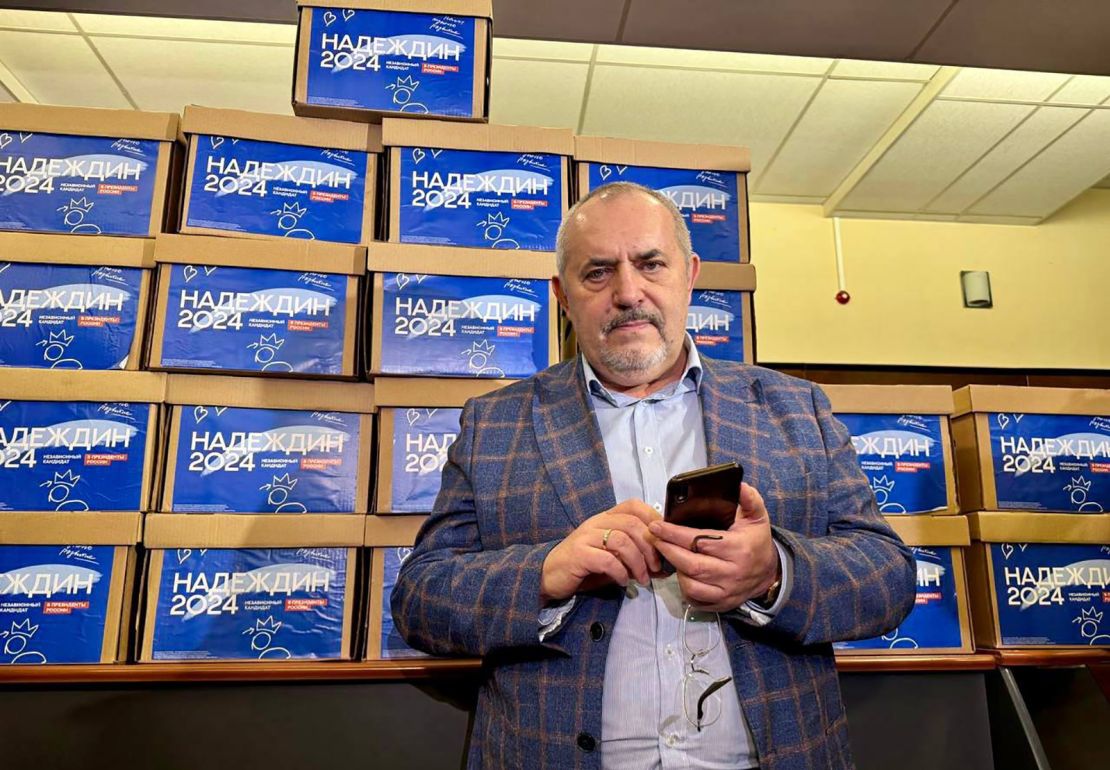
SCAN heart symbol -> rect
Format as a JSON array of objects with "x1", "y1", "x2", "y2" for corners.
[
  {"x1": 395, "y1": 274, "x2": 410, "y2": 290},
  {"x1": 323, "y1": 10, "x2": 336, "y2": 26},
  {"x1": 996, "y1": 414, "x2": 1010, "y2": 430},
  {"x1": 429, "y1": 149, "x2": 443, "y2": 158},
  {"x1": 183, "y1": 265, "x2": 198, "y2": 282},
  {"x1": 176, "y1": 549, "x2": 192, "y2": 564},
  {"x1": 19, "y1": 132, "x2": 32, "y2": 143},
  {"x1": 193, "y1": 405, "x2": 210, "y2": 423},
  {"x1": 1001, "y1": 544, "x2": 1014, "y2": 560},
  {"x1": 411, "y1": 148, "x2": 425, "y2": 164},
  {"x1": 397, "y1": 547, "x2": 414, "y2": 563},
  {"x1": 599, "y1": 165, "x2": 612, "y2": 181},
  {"x1": 210, "y1": 136, "x2": 224, "y2": 149},
  {"x1": 342, "y1": 9, "x2": 355, "y2": 21},
  {"x1": 0, "y1": 134, "x2": 11, "y2": 149},
  {"x1": 405, "y1": 408, "x2": 421, "y2": 426},
  {"x1": 203, "y1": 266, "x2": 218, "y2": 276},
  {"x1": 213, "y1": 407, "x2": 227, "y2": 416}
]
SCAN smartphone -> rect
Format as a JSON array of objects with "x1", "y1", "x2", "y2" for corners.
[{"x1": 664, "y1": 462, "x2": 743, "y2": 530}]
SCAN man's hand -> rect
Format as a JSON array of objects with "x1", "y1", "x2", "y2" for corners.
[
  {"x1": 649, "y1": 483, "x2": 779, "y2": 613},
  {"x1": 540, "y1": 500, "x2": 664, "y2": 605}
]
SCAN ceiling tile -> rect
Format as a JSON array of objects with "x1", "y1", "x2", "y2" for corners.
[
  {"x1": 837, "y1": 100, "x2": 1034, "y2": 212},
  {"x1": 595, "y1": 45, "x2": 831, "y2": 74},
  {"x1": 580, "y1": 66, "x2": 822, "y2": 174},
  {"x1": 0, "y1": 30, "x2": 129, "y2": 108},
  {"x1": 757, "y1": 79, "x2": 922, "y2": 197},
  {"x1": 1047, "y1": 75, "x2": 1110, "y2": 106},
  {"x1": 73, "y1": 13, "x2": 294, "y2": 44},
  {"x1": 914, "y1": 0, "x2": 1110, "y2": 76},
  {"x1": 90, "y1": 36, "x2": 293, "y2": 114},
  {"x1": 621, "y1": 0, "x2": 953, "y2": 61},
  {"x1": 492, "y1": 38, "x2": 593, "y2": 62},
  {"x1": 941, "y1": 67, "x2": 1071, "y2": 102},
  {"x1": 969, "y1": 108, "x2": 1110, "y2": 218},
  {"x1": 492, "y1": 0, "x2": 626, "y2": 43},
  {"x1": 830, "y1": 59, "x2": 939, "y2": 81},
  {"x1": 489, "y1": 58, "x2": 589, "y2": 129},
  {"x1": 926, "y1": 106, "x2": 1087, "y2": 213},
  {"x1": 0, "y1": 10, "x2": 76, "y2": 32}
]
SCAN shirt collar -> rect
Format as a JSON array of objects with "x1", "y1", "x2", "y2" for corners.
[{"x1": 582, "y1": 334, "x2": 703, "y2": 407}]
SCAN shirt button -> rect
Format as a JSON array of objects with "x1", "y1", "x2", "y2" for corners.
[
  {"x1": 665, "y1": 734, "x2": 678, "y2": 747},
  {"x1": 577, "y1": 732, "x2": 597, "y2": 752},
  {"x1": 653, "y1": 502, "x2": 662, "y2": 512},
  {"x1": 589, "y1": 622, "x2": 605, "y2": 642},
  {"x1": 665, "y1": 645, "x2": 674, "y2": 656},
  {"x1": 644, "y1": 447, "x2": 654, "y2": 455}
]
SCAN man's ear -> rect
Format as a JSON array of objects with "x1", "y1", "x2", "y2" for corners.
[
  {"x1": 552, "y1": 273, "x2": 570, "y2": 314},
  {"x1": 686, "y1": 253, "x2": 701, "y2": 294}
]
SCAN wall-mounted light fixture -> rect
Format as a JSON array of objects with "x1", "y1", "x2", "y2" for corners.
[{"x1": 961, "y1": 270, "x2": 992, "y2": 309}]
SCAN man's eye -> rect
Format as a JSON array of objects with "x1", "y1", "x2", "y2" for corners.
[
  {"x1": 642, "y1": 261, "x2": 664, "y2": 272},
  {"x1": 584, "y1": 269, "x2": 607, "y2": 281}
]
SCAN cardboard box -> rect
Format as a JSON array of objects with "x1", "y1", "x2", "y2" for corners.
[
  {"x1": 179, "y1": 106, "x2": 381, "y2": 245},
  {"x1": 689, "y1": 262, "x2": 756, "y2": 364},
  {"x1": 0, "y1": 232, "x2": 155, "y2": 370},
  {"x1": 139, "y1": 513, "x2": 362, "y2": 662},
  {"x1": 374, "y1": 376, "x2": 509, "y2": 513},
  {"x1": 147, "y1": 234, "x2": 364, "y2": 378},
  {"x1": 0, "y1": 511, "x2": 141, "y2": 664},
  {"x1": 0, "y1": 370, "x2": 164, "y2": 512},
  {"x1": 368, "y1": 245, "x2": 559, "y2": 378},
  {"x1": 835, "y1": 515, "x2": 974, "y2": 655},
  {"x1": 573, "y1": 136, "x2": 751, "y2": 264},
  {"x1": 364, "y1": 513, "x2": 429, "y2": 659},
  {"x1": 965, "y1": 511, "x2": 1110, "y2": 648},
  {"x1": 822, "y1": 385, "x2": 959, "y2": 516},
  {"x1": 383, "y1": 118, "x2": 572, "y2": 251},
  {"x1": 293, "y1": 0, "x2": 492, "y2": 123},
  {"x1": 952, "y1": 385, "x2": 1110, "y2": 513},
  {"x1": 160, "y1": 374, "x2": 374, "y2": 514},
  {"x1": 0, "y1": 103, "x2": 179, "y2": 238}
]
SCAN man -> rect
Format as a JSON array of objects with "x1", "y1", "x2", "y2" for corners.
[{"x1": 393, "y1": 182, "x2": 916, "y2": 769}]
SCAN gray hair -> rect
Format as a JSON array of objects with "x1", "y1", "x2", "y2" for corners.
[{"x1": 554, "y1": 181, "x2": 693, "y2": 278}]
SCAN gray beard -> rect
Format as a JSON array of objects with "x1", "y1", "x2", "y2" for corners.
[{"x1": 598, "y1": 332, "x2": 672, "y2": 374}]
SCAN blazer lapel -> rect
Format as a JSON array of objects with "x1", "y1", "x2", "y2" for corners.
[
  {"x1": 699, "y1": 358, "x2": 770, "y2": 490},
  {"x1": 532, "y1": 359, "x2": 617, "y2": 527}
]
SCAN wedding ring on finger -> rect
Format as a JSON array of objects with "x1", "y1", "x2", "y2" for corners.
[{"x1": 602, "y1": 528, "x2": 614, "y2": 549}]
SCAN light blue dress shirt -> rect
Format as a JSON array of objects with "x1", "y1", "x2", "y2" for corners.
[{"x1": 541, "y1": 337, "x2": 792, "y2": 770}]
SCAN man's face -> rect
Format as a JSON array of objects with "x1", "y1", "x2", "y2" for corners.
[{"x1": 554, "y1": 191, "x2": 700, "y2": 388}]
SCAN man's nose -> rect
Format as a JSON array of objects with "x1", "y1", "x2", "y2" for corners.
[{"x1": 611, "y1": 264, "x2": 644, "y2": 307}]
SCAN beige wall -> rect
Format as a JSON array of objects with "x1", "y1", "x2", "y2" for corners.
[{"x1": 750, "y1": 189, "x2": 1110, "y2": 369}]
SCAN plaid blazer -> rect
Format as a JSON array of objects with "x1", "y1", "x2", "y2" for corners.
[{"x1": 393, "y1": 357, "x2": 916, "y2": 770}]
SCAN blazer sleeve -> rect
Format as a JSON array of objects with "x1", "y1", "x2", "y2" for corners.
[
  {"x1": 391, "y1": 397, "x2": 563, "y2": 658},
  {"x1": 763, "y1": 384, "x2": 917, "y2": 646}
]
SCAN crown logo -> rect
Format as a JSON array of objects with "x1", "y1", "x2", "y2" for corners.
[
  {"x1": 1065, "y1": 477, "x2": 1092, "y2": 492},
  {"x1": 57, "y1": 197, "x2": 94, "y2": 214},
  {"x1": 464, "y1": 340, "x2": 495, "y2": 355},
  {"x1": 871, "y1": 475, "x2": 896, "y2": 494},
  {"x1": 270, "y1": 202, "x2": 307, "y2": 218},
  {"x1": 267, "y1": 473, "x2": 298, "y2": 489},
  {"x1": 243, "y1": 616, "x2": 283, "y2": 635},
  {"x1": 38, "y1": 330, "x2": 75, "y2": 347},
  {"x1": 41, "y1": 469, "x2": 81, "y2": 488},
  {"x1": 478, "y1": 212, "x2": 511, "y2": 228},
  {"x1": 388, "y1": 75, "x2": 421, "y2": 91},
  {"x1": 1074, "y1": 607, "x2": 1103, "y2": 624},
  {"x1": 249, "y1": 333, "x2": 285, "y2": 350},
  {"x1": 3, "y1": 618, "x2": 40, "y2": 638}
]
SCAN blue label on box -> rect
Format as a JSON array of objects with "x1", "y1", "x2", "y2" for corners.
[
  {"x1": 838, "y1": 413, "x2": 948, "y2": 515},
  {"x1": 389, "y1": 407, "x2": 461, "y2": 513},
  {"x1": 380, "y1": 546, "x2": 427, "y2": 659},
  {"x1": 687, "y1": 290, "x2": 745, "y2": 363},
  {"x1": 151, "y1": 547, "x2": 349, "y2": 660},
  {"x1": 398, "y1": 147, "x2": 563, "y2": 251},
  {"x1": 0, "y1": 262, "x2": 143, "y2": 370},
  {"x1": 0, "y1": 131, "x2": 161, "y2": 236},
  {"x1": 0, "y1": 544, "x2": 115, "y2": 664},
  {"x1": 587, "y1": 163, "x2": 742, "y2": 263},
  {"x1": 990, "y1": 542, "x2": 1110, "y2": 646},
  {"x1": 158, "y1": 264, "x2": 349, "y2": 375},
  {"x1": 186, "y1": 135, "x2": 368, "y2": 243},
  {"x1": 835, "y1": 547, "x2": 964, "y2": 651},
  {"x1": 988, "y1": 412, "x2": 1110, "y2": 512},
  {"x1": 170, "y1": 405, "x2": 362, "y2": 513},
  {"x1": 0, "y1": 399, "x2": 150, "y2": 511},
  {"x1": 305, "y1": 8, "x2": 478, "y2": 118},
  {"x1": 379, "y1": 272, "x2": 548, "y2": 378}
]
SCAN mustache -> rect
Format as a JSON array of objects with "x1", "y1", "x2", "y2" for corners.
[{"x1": 602, "y1": 308, "x2": 664, "y2": 335}]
